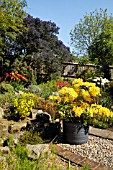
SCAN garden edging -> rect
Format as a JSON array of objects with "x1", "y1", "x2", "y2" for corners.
[{"x1": 89, "y1": 126, "x2": 113, "y2": 140}]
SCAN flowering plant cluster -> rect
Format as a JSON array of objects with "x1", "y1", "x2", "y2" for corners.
[
  {"x1": 92, "y1": 77, "x2": 110, "y2": 86},
  {"x1": 56, "y1": 81, "x2": 70, "y2": 87},
  {"x1": 13, "y1": 93, "x2": 35, "y2": 119},
  {"x1": 6, "y1": 71, "x2": 27, "y2": 81},
  {"x1": 49, "y1": 78, "x2": 113, "y2": 127}
]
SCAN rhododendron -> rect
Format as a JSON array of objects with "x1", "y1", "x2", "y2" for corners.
[{"x1": 49, "y1": 78, "x2": 113, "y2": 127}]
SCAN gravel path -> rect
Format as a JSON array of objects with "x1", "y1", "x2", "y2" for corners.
[{"x1": 57, "y1": 134, "x2": 113, "y2": 168}]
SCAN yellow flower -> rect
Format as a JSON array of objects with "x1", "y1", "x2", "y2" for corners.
[
  {"x1": 89, "y1": 85, "x2": 100, "y2": 97},
  {"x1": 87, "y1": 107, "x2": 95, "y2": 117},
  {"x1": 63, "y1": 96, "x2": 69, "y2": 102},
  {"x1": 49, "y1": 95, "x2": 61, "y2": 102},
  {"x1": 72, "y1": 78, "x2": 83, "y2": 88},
  {"x1": 81, "y1": 89, "x2": 92, "y2": 103},
  {"x1": 49, "y1": 78, "x2": 113, "y2": 126},
  {"x1": 73, "y1": 106, "x2": 83, "y2": 117},
  {"x1": 14, "y1": 93, "x2": 35, "y2": 118}
]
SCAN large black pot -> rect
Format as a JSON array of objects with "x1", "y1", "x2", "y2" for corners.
[{"x1": 63, "y1": 121, "x2": 89, "y2": 145}]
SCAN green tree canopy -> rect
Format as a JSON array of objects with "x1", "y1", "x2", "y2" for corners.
[
  {"x1": 0, "y1": 0, "x2": 27, "y2": 54},
  {"x1": 70, "y1": 8, "x2": 113, "y2": 57},
  {"x1": 88, "y1": 20, "x2": 113, "y2": 79},
  {"x1": 0, "y1": 0, "x2": 27, "y2": 79}
]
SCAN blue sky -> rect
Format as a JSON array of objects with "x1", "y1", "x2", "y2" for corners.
[{"x1": 25, "y1": 0, "x2": 113, "y2": 51}]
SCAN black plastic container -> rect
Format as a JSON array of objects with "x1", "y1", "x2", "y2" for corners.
[{"x1": 63, "y1": 121, "x2": 89, "y2": 145}]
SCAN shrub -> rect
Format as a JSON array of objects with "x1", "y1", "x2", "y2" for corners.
[
  {"x1": 19, "y1": 130, "x2": 50, "y2": 145},
  {"x1": 38, "y1": 76, "x2": 69, "y2": 99},
  {"x1": 49, "y1": 78, "x2": 113, "y2": 128},
  {"x1": 10, "y1": 80, "x2": 26, "y2": 92},
  {"x1": 13, "y1": 93, "x2": 36, "y2": 119},
  {"x1": 98, "y1": 91, "x2": 113, "y2": 109},
  {"x1": 27, "y1": 84, "x2": 41, "y2": 94},
  {"x1": 0, "y1": 92, "x2": 16, "y2": 108},
  {"x1": 0, "y1": 82, "x2": 14, "y2": 94},
  {"x1": 35, "y1": 98, "x2": 56, "y2": 120}
]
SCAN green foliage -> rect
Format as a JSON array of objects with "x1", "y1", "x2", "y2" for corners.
[
  {"x1": 38, "y1": 76, "x2": 64, "y2": 99},
  {"x1": 27, "y1": 84, "x2": 41, "y2": 94},
  {"x1": 0, "y1": 92, "x2": 16, "y2": 108},
  {"x1": 98, "y1": 92, "x2": 113, "y2": 109},
  {"x1": 0, "y1": 0, "x2": 27, "y2": 81},
  {"x1": 76, "y1": 67, "x2": 96, "y2": 81},
  {"x1": 0, "y1": 132, "x2": 90, "y2": 170},
  {"x1": 91, "y1": 120, "x2": 109, "y2": 129},
  {"x1": 70, "y1": 8, "x2": 113, "y2": 57},
  {"x1": 19, "y1": 130, "x2": 50, "y2": 146},
  {"x1": 10, "y1": 80, "x2": 26, "y2": 92},
  {"x1": 14, "y1": 144, "x2": 28, "y2": 160},
  {"x1": 0, "y1": 82, "x2": 14, "y2": 93},
  {"x1": 0, "y1": 0, "x2": 27, "y2": 53},
  {"x1": 88, "y1": 20, "x2": 113, "y2": 78},
  {"x1": 78, "y1": 55, "x2": 90, "y2": 65},
  {"x1": 5, "y1": 144, "x2": 39, "y2": 170},
  {"x1": 80, "y1": 164, "x2": 90, "y2": 170}
]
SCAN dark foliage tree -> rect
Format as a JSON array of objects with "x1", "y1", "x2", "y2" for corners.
[
  {"x1": 1, "y1": 2, "x2": 73, "y2": 84},
  {"x1": 15, "y1": 15, "x2": 73, "y2": 83}
]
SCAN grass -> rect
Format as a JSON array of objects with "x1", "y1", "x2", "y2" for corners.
[
  {"x1": 19, "y1": 130, "x2": 51, "y2": 146},
  {"x1": 0, "y1": 136, "x2": 90, "y2": 170}
]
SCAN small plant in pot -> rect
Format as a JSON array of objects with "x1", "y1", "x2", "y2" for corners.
[{"x1": 49, "y1": 78, "x2": 113, "y2": 144}]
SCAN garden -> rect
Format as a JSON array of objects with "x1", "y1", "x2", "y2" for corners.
[
  {"x1": 1, "y1": 72, "x2": 113, "y2": 169},
  {"x1": 1, "y1": 0, "x2": 113, "y2": 169}
]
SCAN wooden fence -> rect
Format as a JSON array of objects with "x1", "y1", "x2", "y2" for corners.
[{"x1": 61, "y1": 62, "x2": 113, "y2": 80}]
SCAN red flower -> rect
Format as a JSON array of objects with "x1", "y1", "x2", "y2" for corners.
[
  {"x1": 56, "y1": 82, "x2": 64, "y2": 87},
  {"x1": 56, "y1": 81, "x2": 70, "y2": 87},
  {"x1": 64, "y1": 81, "x2": 70, "y2": 86},
  {"x1": 6, "y1": 72, "x2": 11, "y2": 77}
]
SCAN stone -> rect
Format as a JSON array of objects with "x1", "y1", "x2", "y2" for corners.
[
  {"x1": 89, "y1": 126, "x2": 113, "y2": 140},
  {"x1": 8, "y1": 122, "x2": 27, "y2": 133},
  {"x1": 0, "y1": 155, "x2": 6, "y2": 162},
  {"x1": 31, "y1": 109, "x2": 38, "y2": 119},
  {"x1": 0, "y1": 146, "x2": 10, "y2": 155},
  {"x1": 0, "y1": 123, "x2": 8, "y2": 130},
  {"x1": 27, "y1": 120, "x2": 43, "y2": 132},
  {"x1": 36, "y1": 110, "x2": 51, "y2": 123},
  {"x1": 26, "y1": 144, "x2": 49, "y2": 160},
  {"x1": 0, "y1": 107, "x2": 4, "y2": 118}
]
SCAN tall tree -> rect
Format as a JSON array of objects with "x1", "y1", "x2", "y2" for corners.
[
  {"x1": 88, "y1": 20, "x2": 113, "y2": 79},
  {"x1": 0, "y1": 0, "x2": 27, "y2": 79},
  {"x1": 70, "y1": 8, "x2": 113, "y2": 57},
  {"x1": 15, "y1": 15, "x2": 73, "y2": 83}
]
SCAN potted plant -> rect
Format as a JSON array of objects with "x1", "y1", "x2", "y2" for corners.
[{"x1": 49, "y1": 78, "x2": 113, "y2": 144}]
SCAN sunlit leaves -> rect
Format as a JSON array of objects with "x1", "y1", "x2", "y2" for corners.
[{"x1": 70, "y1": 8, "x2": 113, "y2": 57}]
